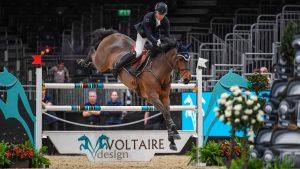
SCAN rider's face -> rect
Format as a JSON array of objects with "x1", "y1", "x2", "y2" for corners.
[{"x1": 155, "y1": 12, "x2": 165, "y2": 21}]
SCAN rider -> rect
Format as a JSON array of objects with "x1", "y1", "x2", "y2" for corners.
[{"x1": 111, "y1": 2, "x2": 170, "y2": 78}]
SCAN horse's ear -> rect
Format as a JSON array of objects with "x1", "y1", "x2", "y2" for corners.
[{"x1": 184, "y1": 43, "x2": 192, "y2": 50}]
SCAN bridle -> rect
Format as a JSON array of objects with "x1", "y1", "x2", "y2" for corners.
[{"x1": 164, "y1": 53, "x2": 190, "y2": 78}]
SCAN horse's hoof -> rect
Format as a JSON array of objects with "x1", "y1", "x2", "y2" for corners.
[
  {"x1": 76, "y1": 59, "x2": 91, "y2": 69},
  {"x1": 76, "y1": 59, "x2": 84, "y2": 65},
  {"x1": 169, "y1": 143, "x2": 177, "y2": 151}
]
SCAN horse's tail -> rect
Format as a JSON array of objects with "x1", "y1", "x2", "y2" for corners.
[{"x1": 90, "y1": 28, "x2": 118, "y2": 49}]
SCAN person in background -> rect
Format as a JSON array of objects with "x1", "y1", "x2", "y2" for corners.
[
  {"x1": 49, "y1": 60, "x2": 70, "y2": 83},
  {"x1": 144, "y1": 103, "x2": 164, "y2": 130},
  {"x1": 42, "y1": 87, "x2": 58, "y2": 130},
  {"x1": 104, "y1": 91, "x2": 123, "y2": 126},
  {"x1": 82, "y1": 90, "x2": 101, "y2": 126},
  {"x1": 42, "y1": 87, "x2": 58, "y2": 155}
]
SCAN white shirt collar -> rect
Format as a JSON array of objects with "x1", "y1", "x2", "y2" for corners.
[{"x1": 156, "y1": 18, "x2": 161, "y2": 27}]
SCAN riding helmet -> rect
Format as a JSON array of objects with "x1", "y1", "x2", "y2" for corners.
[{"x1": 155, "y1": 2, "x2": 168, "y2": 15}]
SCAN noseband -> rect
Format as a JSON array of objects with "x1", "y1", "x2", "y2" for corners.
[{"x1": 165, "y1": 54, "x2": 190, "y2": 77}]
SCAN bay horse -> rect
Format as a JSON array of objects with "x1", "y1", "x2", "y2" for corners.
[{"x1": 90, "y1": 29, "x2": 192, "y2": 150}]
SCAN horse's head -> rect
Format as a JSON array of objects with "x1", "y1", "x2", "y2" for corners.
[
  {"x1": 175, "y1": 42, "x2": 192, "y2": 84},
  {"x1": 160, "y1": 38, "x2": 192, "y2": 84}
]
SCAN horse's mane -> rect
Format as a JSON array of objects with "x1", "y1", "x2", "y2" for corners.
[
  {"x1": 90, "y1": 28, "x2": 118, "y2": 49},
  {"x1": 161, "y1": 37, "x2": 177, "y2": 52}
]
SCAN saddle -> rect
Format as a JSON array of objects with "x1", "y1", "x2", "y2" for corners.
[{"x1": 124, "y1": 49, "x2": 151, "y2": 77}]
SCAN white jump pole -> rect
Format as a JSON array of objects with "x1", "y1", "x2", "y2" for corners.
[
  {"x1": 44, "y1": 83, "x2": 196, "y2": 90},
  {"x1": 45, "y1": 105, "x2": 196, "y2": 112},
  {"x1": 196, "y1": 57, "x2": 207, "y2": 165},
  {"x1": 35, "y1": 66, "x2": 42, "y2": 150}
]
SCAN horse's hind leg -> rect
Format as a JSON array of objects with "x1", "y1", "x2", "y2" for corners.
[
  {"x1": 76, "y1": 47, "x2": 96, "y2": 69},
  {"x1": 149, "y1": 94, "x2": 180, "y2": 150}
]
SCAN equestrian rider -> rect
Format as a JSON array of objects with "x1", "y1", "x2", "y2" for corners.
[{"x1": 112, "y1": 2, "x2": 170, "y2": 78}]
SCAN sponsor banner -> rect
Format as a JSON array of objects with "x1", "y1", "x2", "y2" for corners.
[
  {"x1": 44, "y1": 130, "x2": 194, "y2": 162},
  {"x1": 181, "y1": 92, "x2": 197, "y2": 130}
]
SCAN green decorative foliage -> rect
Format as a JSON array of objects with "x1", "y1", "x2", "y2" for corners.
[
  {"x1": 280, "y1": 21, "x2": 298, "y2": 66},
  {"x1": 32, "y1": 146, "x2": 51, "y2": 168},
  {"x1": 187, "y1": 141, "x2": 224, "y2": 166},
  {"x1": 230, "y1": 157, "x2": 292, "y2": 169},
  {"x1": 247, "y1": 73, "x2": 268, "y2": 96},
  {"x1": 230, "y1": 157, "x2": 263, "y2": 169},
  {"x1": 267, "y1": 157, "x2": 293, "y2": 169},
  {"x1": 0, "y1": 141, "x2": 11, "y2": 167},
  {"x1": 0, "y1": 140, "x2": 50, "y2": 168}
]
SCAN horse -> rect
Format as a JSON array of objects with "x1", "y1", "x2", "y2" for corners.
[{"x1": 90, "y1": 28, "x2": 192, "y2": 150}]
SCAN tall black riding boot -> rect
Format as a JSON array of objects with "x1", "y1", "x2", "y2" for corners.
[{"x1": 112, "y1": 51, "x2": 136, "y2": 79}]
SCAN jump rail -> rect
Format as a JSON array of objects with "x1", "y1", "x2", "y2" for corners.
[
  {"x1": 43, "y1": 83, "x2": 196, "y2": 89},
  {"x1": 45, "y1": 105, "x2": 197, "y2": 112}
]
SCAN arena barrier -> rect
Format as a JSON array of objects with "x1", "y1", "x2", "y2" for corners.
[{"x1": 35, "y1": 58, "x2": 208, "y2": 162}]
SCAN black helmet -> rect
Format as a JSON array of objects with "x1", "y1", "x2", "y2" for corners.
[{"x1": 155, "y1": 2, "x2": 168, "y2": 15}]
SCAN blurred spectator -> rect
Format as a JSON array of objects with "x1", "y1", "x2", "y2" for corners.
[
  {"x1": 49, "y1": 60, "x2": 70, "y2": 83},
  {"x1": 104, "y1": 91, "x2": 122, "y2": 125},
  {"x1": 83, "y1": 90, "x2": 101, "y2": 126},
  {"x1": 42, "y1": 87, "x2": 59, "y2": 155},
  {"x1": 144, "y1": 103, "x2": 164, "y2": 130},
  {"x1": 42, "y1": 87, "x2": 58, "y2": 130}
]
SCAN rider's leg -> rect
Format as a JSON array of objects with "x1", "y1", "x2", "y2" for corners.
[
  {"x1": 135, "y1": 33, "x2": 148, "y2": 58},
  {"x1": 76, "y1": 47, "x2": 95, "y2": 69},
  {"x1": 111, "y1": 33, "x2": 147, "y2": 78}
]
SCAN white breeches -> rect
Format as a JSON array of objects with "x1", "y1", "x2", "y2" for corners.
[{"x1": 135, "y1": 33, "x2": 150, "y2": 58}]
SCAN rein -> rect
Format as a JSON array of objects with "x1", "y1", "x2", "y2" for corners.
[{"x1": 172, "y1": 54, "x2": 190, "y2": 78}]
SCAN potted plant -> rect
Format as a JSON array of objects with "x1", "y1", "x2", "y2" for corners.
[
  {"x1": 0, "y1": 141, "x2": 11, "y2": 168},
  {"x1": 214, "y1": 86, "x2": 265, "y2": 168},
  {"x1": 5, "y1": 141, "x2": 34, "y2": 168},
  {"x1": 0, "y1": 140, "x2": 50, "y2": 168}
]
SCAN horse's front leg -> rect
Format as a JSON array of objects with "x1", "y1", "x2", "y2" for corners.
[
  {"x1": 161, "y1": 96, "x2": 181, "y2": 148},
  {"x1": 149, "y1": 94, "x2": 180, "y2": 150}
]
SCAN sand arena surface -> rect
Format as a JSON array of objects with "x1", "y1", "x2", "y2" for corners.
[{"x1": 46, "y1": 155, "x2": 225, "y2": 169}]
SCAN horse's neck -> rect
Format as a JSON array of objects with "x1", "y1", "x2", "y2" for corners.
[
  {"x1": 151, "y1": 52, "x2": 174, "y2": 78},
  {"x1": 153, "y1": 53, "x2": 174, "y2": 73}
]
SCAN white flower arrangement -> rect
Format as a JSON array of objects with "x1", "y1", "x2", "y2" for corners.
[{"x1": 214, "y1": 86, "x2": 264, "y2": 130}]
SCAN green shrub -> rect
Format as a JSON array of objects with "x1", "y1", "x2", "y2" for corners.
[
  {"x1": 230, "y1": 157, "x2": 263, "y2": 169},
  {"x1": 187, "y1": 141, "x2": 223, "y2": 166},
  {"x1": 267, "y1": 157, "x2": 293, "y2": 169},
  {"x1": 0, "y1": 141, "x2": 11, "y2": 167}
]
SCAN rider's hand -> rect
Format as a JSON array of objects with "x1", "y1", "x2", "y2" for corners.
[{"x1": 156, "y1": 39, "x2": 162, "y2": 47}]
